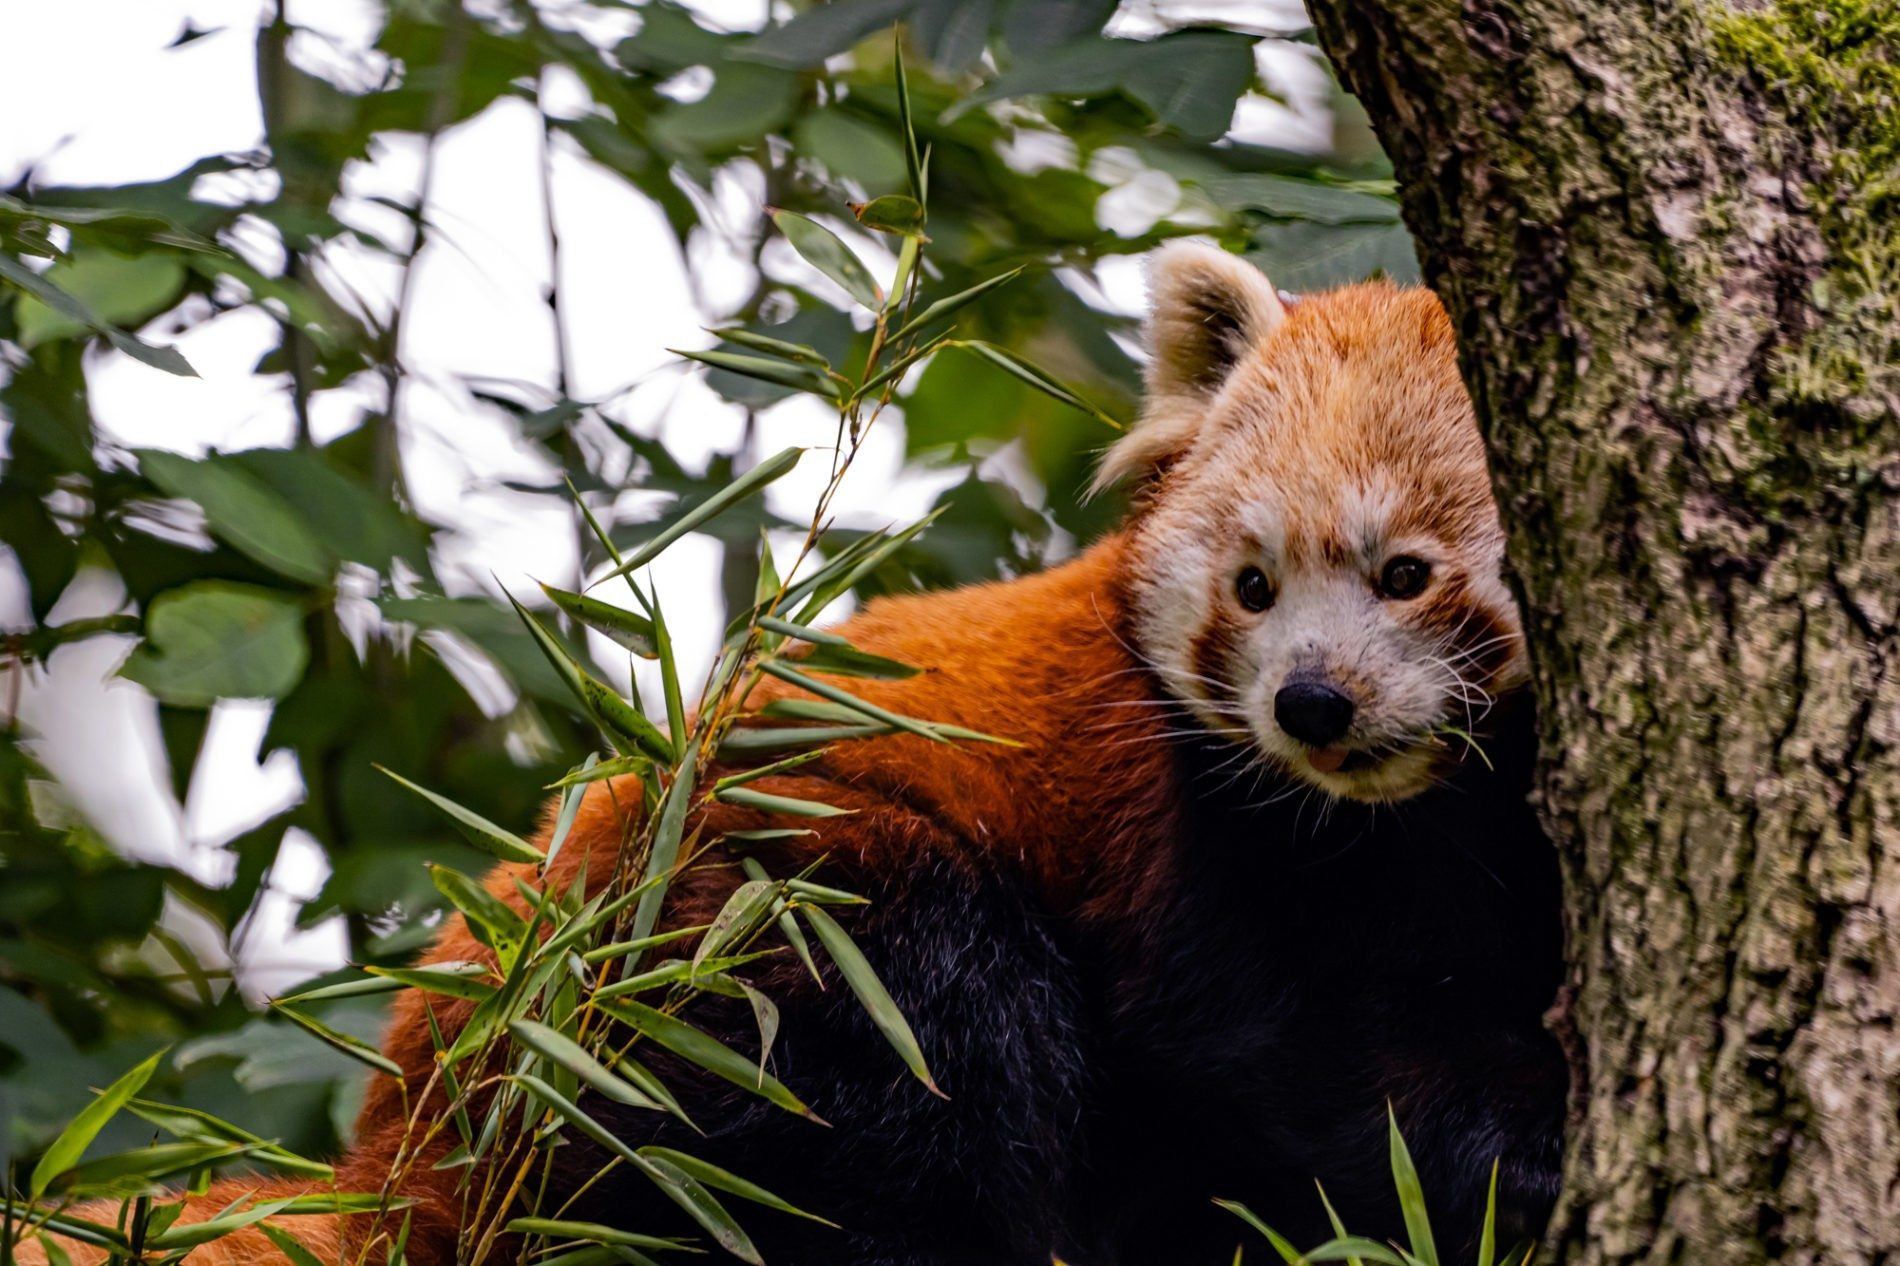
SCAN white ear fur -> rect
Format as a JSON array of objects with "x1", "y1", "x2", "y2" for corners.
[{"x1": 1091, "y1": 242, "x2": 1286, "y2": 497}]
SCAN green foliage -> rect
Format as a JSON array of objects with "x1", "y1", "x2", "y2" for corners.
[
  {"x1": 1217, "y1": 1111, "x2": 1534, "y2": 1266},
  {"x1": 0, "y1": 0, "x2": 1416, "y2": 1257}
]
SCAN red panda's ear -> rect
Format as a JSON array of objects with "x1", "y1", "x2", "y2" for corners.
[{"x1": 1091, "y1": 242, "x2": 1286, "y2": 499}]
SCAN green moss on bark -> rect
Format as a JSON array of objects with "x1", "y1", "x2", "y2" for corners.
[{"x1": 1709, "y1": 0, "x2": 1898, "y2": 424}]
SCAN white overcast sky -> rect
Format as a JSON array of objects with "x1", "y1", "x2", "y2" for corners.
[{"x1": 0, "y1": 0, "x2": 1329, "y2": 996}]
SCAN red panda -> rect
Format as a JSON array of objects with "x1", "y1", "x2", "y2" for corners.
[{"x1": 27, "y1": 243, "x2": 1564, "y2": 1265}]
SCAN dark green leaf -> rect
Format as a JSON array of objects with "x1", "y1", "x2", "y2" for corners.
[
  {"x1": 737, "y1": 0, "x2": 912, "y2": 67},
  {"x1": 0, "y1": 252, "x2": 196, "y2": 376},
  {"x1": 137, "y1": 450, "x2": 333, "y2": 583},
  {"x1": 121, "y1": 583, "x2": 308, "y2": 707}
]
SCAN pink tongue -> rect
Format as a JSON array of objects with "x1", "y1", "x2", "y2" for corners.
[{"x1": 1307, "y1": 746, "x2": 1349, "y2": 773}]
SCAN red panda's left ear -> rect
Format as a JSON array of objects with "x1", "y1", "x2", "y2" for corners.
[{"x1": 1091, "y1": 242, "x2": 1286, "y2": 499}]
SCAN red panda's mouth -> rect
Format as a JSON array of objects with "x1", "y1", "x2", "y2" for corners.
[{"x1": 1306, "y1": 745, "x2": 1378, "y2": 774}]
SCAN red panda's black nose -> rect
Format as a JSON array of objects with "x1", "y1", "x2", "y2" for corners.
[{"x1": 1273, "y1": 681, "x2": 1356, "y2": 747}]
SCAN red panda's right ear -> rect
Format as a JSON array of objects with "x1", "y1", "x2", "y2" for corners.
[{"x1": 1091, "y1": 242, "x2": 1286, "y2": 499}]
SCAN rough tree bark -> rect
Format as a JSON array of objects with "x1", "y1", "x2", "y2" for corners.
[{"x1": 1305, "y1": 1, "x2": 1898, "y2": 1262}]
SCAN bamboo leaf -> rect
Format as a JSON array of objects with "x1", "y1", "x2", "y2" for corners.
[
  {"x1": 715, "y1": 786, "x2": 854, "y2": 818},
  {"x1": 768, "y1": 210, "x2": 882, "y2": 309},
  {"x1": 739, "y1": 982, "x2": 780, "y2": 1087},
  {"x1": 710, "y1": 326, "x2": 831, "y2": 367},
  {"x1": 886, "y1": 233, "x2": 920, "y2": 313},
  {"x1": 502, "y1": 1219, "x2": 687, "y2": 1252},
  {"x1": 629, "y1": 744, "x2": 700, "y2": 947},
  {"x1": 742, "y1": 857, "x2": 824, "y2": 987},
  {"x1": 850, "y1": 333, "x2": 948, "y2": 402},
  {"x1": 365, "y1": 964, "x2": 499, "y2": 1002},
  {"x1": 545, "y1": 753, "x2": 599, "y2": 872},
  {"x1": 792, "y1": 642, "x2": 922, "y2": 680},
  {"x1": 277, "y1": 961, "x2": 489, "y2": 1004},
  {"x1": 509, "y1": 592, "x2": 676, "y2": 763},
  {"x1": 597, "y1": 446, "x2": 803, "y2": 584},
  {"x1": 851, "y1": 194, "x2": 924, "y2": 236},
  {"x1": 274, "y1": 1007, "x2": 403, "y2": 1078},
  {"x1": 30, "y1": 1047, "x2": 166, "y2": 1198},
  {"x1": 595, "y1": 952, "x2": 777, "y2": 1001},
  {"x1": 1388, "y1": 1104, "x2": 1440, "y2": 1266},
  {"x1": 637, "y1": 1153, "x2": 761, "y2": 1265},
  {"x1": 614, "y1": 1056, "x2": 697, "y2": 1133},
  {"x1": 949, "y1": 339, "x2": 1124, "y2": 429},
  {"x1": 512, "y1": 1076, "x2": 760, "y2": 1264},
  {"x1": 1214, "y1": 1198, "x2": 1303, "y2": 1264},
  {"x1": 548, "y1": 753, "x2": 649, "y2": 790},
  {"x1": 889, "y1": 268, "x2": 1024, "y2": 342},
  {"x1": 1477, "y1": 1159, "x2": 1500, "y2": 1266},
  {"x1": 671, "y1": 347, "x2": 839, "y2": 400},
  {"x1": 787, "y1": 511, "x2": 943, "y2": 623},
  {"x1": 1303, "y1": 1242, "x2": 1411, "y2": 1265},
  {"x1": 799, "y1": 904, "x2": 941, "y2": 1097},
  {"x1": 719, "y1": 723, "x2": 889, "y2": 755},
  {"x1": 258, "y1": 1223, "x2": 329, "y2": 1266},
  {"x1": 0, "y1": 1203, "x2": 131, "y2": 1254},
  {"x1": 755, "y1": 530, "x2": 782, "y2": 611},
  {"x1": 375, "y1": 766, "x2": 544, "y2": 864},
  {"x1": 145, "y1": 1198, "x2": 296, "y2": 1249},
  {"x1": 539, "y1": 583, "x2": 658, "y2": 657},
  {"x1": 52, "y1": 1141, "x2": 252, "y2": 1194},
  {"x1": 759, "y1": 660, "x2": 946, "y2": 743},
  {"x1": 640, "y1": 1146, "x2": 837, "y2": 1227},
  {"x1": 430, "y1": 864, "x2": 527, "y2": 971},
  {"x1": 649, "y1": 586, "x2": 687, "y2": 753},
  {"x1": 755, "y1": 615, "x2": 848, "y2": 646},
  {"x1": 507, "y1": 1021, "x2": 660, "y2": 1111},
  {"x1": 894, "y1": 32, "x2": 924, "y2": 202},
  {"x1": 1316, "y1": 1181, "x2": 1365, "y2": 1266},
  {"x1": 596, "y1": 997, "x2": 821, "y2": 1121},
  {"x1": 693, "y1": 880, "x2": 780, "y2": 972},
  {"x1": 711, "y1": 749, "x2": 832, "y2": 793},
  {"x1": 123, "y1": 1099, "x2": 332, "y2": 1180},
  {"x1": 784, "y1": 878, "x2": 869, "y2": 906},
  {"x1": 581, "y1": 923, "x2": 707, "y2": 964}
]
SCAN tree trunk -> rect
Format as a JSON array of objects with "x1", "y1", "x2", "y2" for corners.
[{"x1": 1304, "y1": 1, "x2": 1899, "y2": 1261}]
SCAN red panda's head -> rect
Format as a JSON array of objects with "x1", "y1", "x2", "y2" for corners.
[{"x1": 1096, "y1": 242, "x2": 1527, "y2": 804}]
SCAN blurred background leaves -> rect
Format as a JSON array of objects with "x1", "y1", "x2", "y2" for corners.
[{"x1": 0, "y1": 0, "x2": 1406, "y2": 1175}]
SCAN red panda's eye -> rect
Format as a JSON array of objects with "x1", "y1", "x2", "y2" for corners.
[
  {"x1": 1236, "y1": 566, "x2": 1275, "y2": 612},
  {"x1": 1377, "y1": 556, "x2": 1432, "y2": 600}
]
